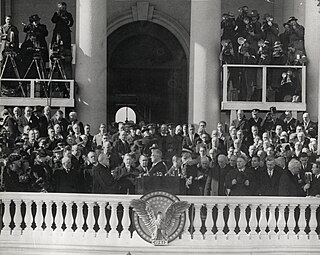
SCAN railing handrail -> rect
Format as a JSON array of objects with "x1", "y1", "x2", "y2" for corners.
[
  {"x1": 223, "y1": 64, "x2": 306, "y2": 69},
  {"x1": 1, "y1": 192, "x2": 319, "y2": 206},
  {"x1": 0, "y1": 78, "x2": 74, "y2": 82},
  {"x1": 221, "y1": 63, "x2": 307, "y2": 111}
]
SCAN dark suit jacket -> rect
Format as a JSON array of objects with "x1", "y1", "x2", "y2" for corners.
[
  {"x1": 149, "y1": 161, "x2": 168, "y2": 176},
  {"x1": 36, "y1": 115, "x2": 50, "y2": 138},
  {"x1": 182, "y1": 133, "x2": 200, "y2": 151},
  {"x1": 92, "y1": 163, "x2": 115, "y2": 194},
  {"x1": 2, "y1": 116, "x2": 19, "y2": 139},
  {"x1": 278, "y1": 169, "x2": 305, "y2": 197},
  {"x1": 205, "y1": 164, "x2": 232, "y2": 196},
  {"x1": 309, "y1": 175, "x2": 320, "y2": 196},
  {"x1": 247, "y1": 117, "x2": 263, "y2": 132},
  {"x1": 50, "y1": 117, "x2": 69, "y2": 138},
  {"x1": 225, "y1": 167, "x2": 255, "y2": 196},
  {"x1": 284, "y1": 117, "x2": 298, "y2": 134},
  {"x1": 19, "y1": 115, "x2": 39, "y2": 131},
  {"x1": 257, "y1": 166, "x2": 283, "y2": 196},
  {"x1": 302, "y1": 121, "x2": 317, "y2": 135},
  {"x1": 114, "y1": 139, "x2": 130, "y2": 158},
  {"x1": 232, "y1": 117, "x2": 248, "y2": 133},
  {"x1": 113, "y1": 166, "x2": 139, "y2": 194}
]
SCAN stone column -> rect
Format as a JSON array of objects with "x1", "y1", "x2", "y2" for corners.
[
  {"x1": 305, "y1": 1, "x2": 320, "y2": 121},
  {"x1": 75, "y1": 0, "x2": 107, "y2": 132},
  {"x1": 189, "y1": 0, "x2": 221, "y2": 133}
]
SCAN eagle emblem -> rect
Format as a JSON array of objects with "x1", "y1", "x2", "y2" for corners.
[{"x1": 130, "y1": 191, "x2": 189, "y2": 245}]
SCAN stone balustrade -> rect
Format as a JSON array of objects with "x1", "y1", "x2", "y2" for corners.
[{"x1": 0, "y1": 192, "x2": 320, "y2": 254}]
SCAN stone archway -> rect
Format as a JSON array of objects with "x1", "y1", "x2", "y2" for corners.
[
  {"x1": 107, "y1": 21, "x2": 188, "y2": 124},
  {"x1": 107, "y1": 4, "x2": 189, "y2": 124},
  {"x1": 107, "y1": 2, "x2": 190, "y2": 62}
]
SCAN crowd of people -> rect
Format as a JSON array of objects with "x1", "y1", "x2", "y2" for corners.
[
  {"x1": 221, "y1": 6, "x2": 306, "y2": 102},
  {"x1": 0, "y1": 2, "x2": 73, "y2": 96},
  {"x1": 0, "y1": 105, "x2": 320, "y2": 198}
]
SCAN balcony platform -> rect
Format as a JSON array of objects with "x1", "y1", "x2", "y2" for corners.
[
  {"x1": 1, "y1": 193, "x2": 320, "y2": 254},
  {"x1": 0, "y1": 78, "x2": 75, "y2": 111}
]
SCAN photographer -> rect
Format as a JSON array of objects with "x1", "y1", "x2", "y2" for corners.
[
  {"x1": 23, "y1": 14, "x2": 49, "y2": 63},
  {"x1": 261, "y1": 13, "x2": 279, "y2": 47},
  {"x1": 51, "y1": 2, "x2": 74, "y2": 50},
  {"x1": 287, "y1": 16, "x2": 305, "y2": 53},
  {"x1": 19, "y1": 33, "x2": 46, "y2": 78}
]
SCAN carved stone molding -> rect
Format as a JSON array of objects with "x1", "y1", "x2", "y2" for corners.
[{"x1": 131, "y1": 2, "x2": 154, "y2": 21}]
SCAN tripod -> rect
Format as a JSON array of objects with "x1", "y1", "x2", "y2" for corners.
[
  {"x1": 0, "y1": 51, "x2": 26, "y2": 96},
  {"x1": 22, "y1": 54, "x2": 48, "y2": 98},
  {"x1": 47, "y1": 56, "x2": 69, "y2": 100}
]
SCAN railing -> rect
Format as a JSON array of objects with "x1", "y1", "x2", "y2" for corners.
[
  {"x1": 1, "y1": 193, "x2": 320, "y2": 254},
  {"x1": 0, "y1": 78, "x2": 75, "y2": 109},
  {"x1": 221, "y1": 64, "x2": 307, "y2": 112}
]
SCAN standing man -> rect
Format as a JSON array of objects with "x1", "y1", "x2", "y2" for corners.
[
  {"x1": 279, "y1": 158, "x2": 308, "y2": 196},
  {"x1": 225, "y1": 155, "x2": 255, "y2": 196},
  {"x1": 23, "y1": 14, "x2": 49, "y2": 63},
  {"x1": 149, "y1": 149, "x2": 168, "y2": 176},
  {"x1": 51, "y1": 2, "x2": 74, "y2": 50},
  {"x1": 257, "y1": 157, "x2": 282, "y2": 196},
  {"x1": 0, "y1": 15, "x2": 19, "y2": 58}
]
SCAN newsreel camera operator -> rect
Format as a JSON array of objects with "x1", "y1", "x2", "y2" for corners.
[
  {"x1": 0, "y1": 16, "x2": 21, "y2": 96},
  {"x1": 48, "y1": 36, "x2": 72, "y2": 97},
  {"x1": 23, "y1": 14, "x2": 49, "y2": 64}
]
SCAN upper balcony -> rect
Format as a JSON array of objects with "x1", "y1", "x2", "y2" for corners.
[
  {"x1": 1, "y1": 192, "x2": 320, "y2": 254},
  {"x1": 221, "y1": 64, "x2": 307, "y2": 112},
  {"x1": 0, "y1": 78, "x2": 75, "y2": 111}
]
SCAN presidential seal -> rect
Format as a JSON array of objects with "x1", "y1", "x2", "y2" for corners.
[{"x1": 130, "y1": 191, "x2": 189, "y2": 246}]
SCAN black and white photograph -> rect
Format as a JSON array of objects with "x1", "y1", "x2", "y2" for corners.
[{"x1": 0, "y1": 0, "x2": 320, "y2": 254}]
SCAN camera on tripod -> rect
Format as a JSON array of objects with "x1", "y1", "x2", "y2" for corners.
[
  {"x1": 2, "y1": 43, "x2": 17, "y2": 58},
  {"x1": 50, "y1": 41, "x2": 64, "y2": 61}
]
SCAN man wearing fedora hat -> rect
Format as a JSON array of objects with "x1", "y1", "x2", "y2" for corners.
[
  {"x1": 23, "y1": 14, "x2": 49, "y2": 63},
  {"x1": 287, "y1": 16, "x2": 305, "y2": 53}
]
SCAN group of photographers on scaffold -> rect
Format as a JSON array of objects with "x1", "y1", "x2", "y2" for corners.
[{"x1": 0, "y1": 2, "x2": 73, "y2": 98}]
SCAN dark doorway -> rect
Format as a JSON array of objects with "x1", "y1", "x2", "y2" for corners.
[{"x1": 107, "y1": 21, "x2": 188, "y2": 125}]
